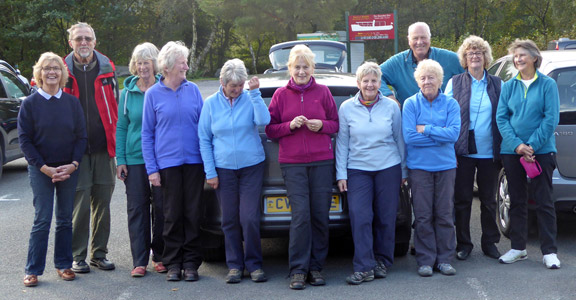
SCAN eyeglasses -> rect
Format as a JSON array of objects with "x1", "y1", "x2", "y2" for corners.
[
  {"x1": 42, "y1": 66, "x2": 62, "y2": 72},
  {"x1": 73, "y1": 36, "x2": 94, "y2": 42},
  {"x1": 466, "y1": 51, "x2": 484, "y2": 58}
]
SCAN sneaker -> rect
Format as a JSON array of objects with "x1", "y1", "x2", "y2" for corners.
[
  {"x1": 543, "y1": 253, "x2": 561, "y2": 269},
  {"x1": 307, "y1": 270, "x2": 325, "y2": 286},
  {"x1": 225, "y1": 269, "x2": 242, "y2": 284},
  {"x1": 436, "y1": 263, "x2": 456, "y2": 276},
  {"x1": 250, "y1": 269, "x2": 267, "y2": 282},
  {"x1": 346, "y1": 270, "x2": 375, "y2": 285},
  {"x1": 290, "y1": 273, "x2": 306, "y2": 290},
  {"x1": 499, "y1": 249, "x2": 528, "y2": 264},
  {"x1": 417, "y1": 265, "x2": 433, "y2": 277},
  {"x1": 374, "y1": 260, "x2": 387, "y2": 278},
  {"x1": 72, "y1": 260, "x2": 90, "y2": 273},
  {"x1": 90, "y1": 258, "x2": 115, "y2": 270},
  {"x1": 131, "y1": 266, "x2": 146, "y2": 277}
]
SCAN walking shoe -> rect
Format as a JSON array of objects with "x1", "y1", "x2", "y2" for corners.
[
  {"x1": 131, "y1": 266, "x2": 146, "y2": 277},
  {"x1": 435, "y1": 263, "x2": 456, "y2": 276},
  {"x1": 417, "y1": 265, "x2": 433, "y2": 277},
  {"x1": 543, "y1": 253, "x2": 561, "y2": 269},
  {"x1": 374, "y1": 260, "x2": 387, "y2": 278},
  {"x1": 346, "y1": 270, "x2": 375, "y2": 285},
  {"x1": 499, "y1": 249, "x2": 527, "y2": 264},
  {"x1": 23, "y1": 275, "x2": 38, "y2": 287},
  {"x1": 56, "y1": 269, "x2": 76, "y2": 281},
  {"x1": 482, "y1": 244, "x2": 501, "y2": 259},
  {"x1": 153, "y1": 261, "x2": 167, "y2": 273},
  {"x1": 456, "y1": 249, "x2": 471, "y2": 260},
  {"x1": 225, "y1": 269, "x2": 242, "y2": 284},
  {"x1": 166, "y1": 268, "x2": 182, "y2": 281},
  {"x1": 90, "y1": 258, "x2": 115, "y2": 270},
  {"x1": 307, "y1": 270, "x2": 325, "y2": 286},
  {"x1": 72, "y1": 260, "x2": 90, "y2": 273},
  {"x1": 183, "y1": 268, "x2": 199, "y2": 281},
  {"x1": 250, "y1": 269, "x2": 267, "y2": 282},
  {"x1": 289, "y1": 273, "x2": 306, "y2": 290}
]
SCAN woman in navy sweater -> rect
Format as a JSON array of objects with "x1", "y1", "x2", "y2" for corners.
[{"x1": 19, "y1": 52, "x2": 87, "y2": 287}]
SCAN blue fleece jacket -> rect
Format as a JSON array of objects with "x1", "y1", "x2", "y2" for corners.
[
  {"x1": 142, "y1": 78, "x2": 203, "y2": 175},
  {"x1": 198, "y1": 87, "x2": 271, "y2": 179},
  {"x1": 336, "y1": 92, "x2": 407, "y2": 180},
  {"x1": 496, "y1": 71, "x2": 559, "y2": 154},
  {"x1": 402, "y1": 90, "x2": 461, "y2": 171},
  {"x1": 379, "y1": 47, "x2": 464, "y2": 104}
]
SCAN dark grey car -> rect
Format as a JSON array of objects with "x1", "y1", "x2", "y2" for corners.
[
  {"x1": 200, "y1": 41, "x2": 412, "y2": 260},
  {"x1": 488, "y1": 50, "x2": 576, "y2": 236}
]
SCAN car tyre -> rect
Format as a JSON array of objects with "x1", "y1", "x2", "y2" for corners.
[
  {"x1": 496, "y1": 168, "x2": 511, "y2": 238},
  {"x1": 201, "y1": 231, "x2": 225, "y2": 262},
  {"x1": 394, "y1": 184, "x2": 412, "y2": 257}
]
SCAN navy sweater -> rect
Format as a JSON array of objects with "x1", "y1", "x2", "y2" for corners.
[{"x1": 18, "y1": 91, "x2": 87, "y2": 168}]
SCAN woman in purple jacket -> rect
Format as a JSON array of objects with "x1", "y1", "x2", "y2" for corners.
[{"x1": 265, "y1": 44, "x2": 339, "y2": 290}]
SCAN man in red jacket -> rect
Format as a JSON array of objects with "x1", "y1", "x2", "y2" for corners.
[{"x1": 63, "y1": 22, "x2": 119, "y2": 273}]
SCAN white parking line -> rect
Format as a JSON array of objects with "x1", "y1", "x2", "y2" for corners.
[
  {"x1": 467, "y1": 277, "x2": 489, "y2": 300},
  {"x1": 0, "y1": 194, "x2": 20, "y2": 201}
]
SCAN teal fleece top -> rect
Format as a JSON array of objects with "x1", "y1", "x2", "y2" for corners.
[
  {"x1": 379, "y1": 47, "x2": 464, "y2": 104},
  {"x1": 402, "y1": 90, "x2": 461, "y2": 171},
  {"x1": 198, "y1": 87, "x2": 271, "y2": 179},
  {"x1": 116, "y1": 74, "x2": 160, "y2": 166},
  {"x1": 496, "y1": 71, "x2": 559, "y2": 154}
]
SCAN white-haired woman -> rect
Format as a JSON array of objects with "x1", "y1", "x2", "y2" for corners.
[
  {"x1": 116, "y1": 42, "x2": 166, "y2": 277},
  {"x1": 199, "y1": 58, "x2": 270, "y2": 284},
  {"x1": 402, "y1": 59, "x2": 460, "y2": 277},
  {"x1": 336, "y1": 61, "x2": 406, "y2": 285},
  {"x1": 445, "y1": 35, "x2": 503, "y2": 261},
  {"x1": 496, "y1": 39, "x2": 560, "y2": 269},
  {"x1": 19, "y1": 52, "x2": 87, "y2": 287},
  {"x1": 265, "y1": 45, "x2": 339, "y2": 290},
  {"x1": 142, "y1": 41, "x2": 204, "y2": 282}
]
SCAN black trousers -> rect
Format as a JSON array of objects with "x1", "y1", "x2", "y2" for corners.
[
  {"x1": 454, "y1": 156, "x2": 501, "y2": 252},
  {"x1": 501, "y1": 153, "x2": 557, "y2": 254},
  {"x1": 159, "y1": 164, "x2": 204, "y2": 270}
]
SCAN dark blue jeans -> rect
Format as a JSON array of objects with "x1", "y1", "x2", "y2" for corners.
[
  {"x1": 25, "y1": 165, "x2": 79, "y2": 275},
  {"x1": 124, "y1": 164, "x2": 164, "y2": 267},
  {"x1": 215, "y1": 162, "x2": 264, "y2": 272},
  {"x1": 347, "y1": 164, "x2": 401, "y2": 272}
]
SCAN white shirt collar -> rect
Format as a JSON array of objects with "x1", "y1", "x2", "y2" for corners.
[{"x1": 38, "y1": 88, "x2": 63, "y2": 100}]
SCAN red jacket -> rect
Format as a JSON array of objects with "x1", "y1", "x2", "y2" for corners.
[
  {"x1": 63, "y1": 50, "x2": 118, "y2": 158},
  {"x1": 265, "y1": 77, "x2": 339, "y2": 164}
]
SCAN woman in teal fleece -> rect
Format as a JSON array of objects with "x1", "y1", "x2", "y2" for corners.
[
  {"x1": 115, "y1": 42, "x2": 165, "y2": 277},
  {"x1": 496, "y1": 39, "x2": 560, "y2": 269},
  {"x1": 402, "y1": 59, "x2": 461, "y2": 277}
]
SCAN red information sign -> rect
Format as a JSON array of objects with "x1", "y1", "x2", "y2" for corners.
[{"x1": 348, "y1": 14, "x2": 395, "y2": 40}]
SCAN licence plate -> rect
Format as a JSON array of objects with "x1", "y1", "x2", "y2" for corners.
[{"x1": 264, "y1": 195, "x2": 341, "y2": 214}]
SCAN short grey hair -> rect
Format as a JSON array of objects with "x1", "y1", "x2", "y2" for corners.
[
  {"x1": 413, "y1": 59, "x2": 444, "y2": 83},
  {"x1": 129, "y1": 42, "x2": 160, "y2": 76},
  {"x1": 220, "y1": 59, "x2": 248, "y2": 85},
  {"x1": 158, "y1": 41, "x2": 189, "y2": 76},
  {"x1": 355, "y1": 61, "x2": 382, "y2": 82},
  {"x1": 457, "y1": 35, "x2": 493, "y2": 69},
  {"x1": 67, "y1": 22, "x2": 96, "y2": 41},
  {"x1": 508, "y1": 39, "x2": 543, "y2": 69},
  {"x1": 408, "y1": 22, "x2": 431, "y2": 38}
]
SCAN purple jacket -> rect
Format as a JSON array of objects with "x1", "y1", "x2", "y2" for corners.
[{"x1": 265, "y1": 77, "x2": 339, "y2": 164}]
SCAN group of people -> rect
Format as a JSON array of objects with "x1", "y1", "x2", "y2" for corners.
[{"x1": 18, "y1": 20, "x2": 560, "y2": 290}]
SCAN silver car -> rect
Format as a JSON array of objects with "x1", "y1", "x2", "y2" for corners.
[{"x1": 488, "y1": 50, "x2": 576, "y2": 236}]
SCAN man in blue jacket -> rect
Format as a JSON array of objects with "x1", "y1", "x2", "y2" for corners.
[{"x1": 379, "y1": 22, "x2": 464, "y2": 105}]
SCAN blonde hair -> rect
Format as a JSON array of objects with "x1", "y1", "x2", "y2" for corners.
[
  {"x1": 457, "y1": 35, "x2": 493, "y2": 69},
  {"x1": 32, "y1": 52, "x2": 69, "y2": 89},
  {"x1": 287, "y1": 44, "x2": 315, "y2": 70},
  {"x1": 129, "y1": 42, "x2": 160, "y2": 76}
]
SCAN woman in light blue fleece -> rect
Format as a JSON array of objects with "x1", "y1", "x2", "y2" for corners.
[
  {"x1": 198, "y1": 59, "x2": 270, "y2": 284},
  {"x1": 402, "y1": 59, "x2": 460, "y2": 277},
  {"x1": 336, "y1": 62, "x2": 407, "y2": 285},
  {"x1": 496, "y1": 39, "x2": 560, "y2": 269}
]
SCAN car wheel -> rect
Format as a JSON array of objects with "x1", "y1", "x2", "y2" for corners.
[
  {"x1": 394, "y1": 184, "x2": 412, "y2": 257},
  {"x1": 201, "y1": 230, "x2": 225, "y2": 262},
  {"x1": 496, "y1": 168, "x2": 511, "y2": 238},
  {"x1": 0, "y1": 145, "x2": 4, "y2": 180}
]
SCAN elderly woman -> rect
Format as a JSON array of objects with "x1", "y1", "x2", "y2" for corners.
[
  {"x1": 199, "y1": 59, "x2": 270, "y2": 284},
  {"x1": 336, "y1": 61, "x2": 406, "y2": 285},
  {"x1": 496, "y1": 39, "x2": 560, "y2": 269},
  {"x1": 141, "y1": 41, "x2": 204, "y2": 281},
  {"x1": 445, "y1": 36, "x2": 503, "y2": 261},
  {"x1": 265, "y1": 44, "x2": 339, "y2": 290},
  {"x1": 19, "y1": 52, "x2": 87, "y2": 287},
  {"x1": 116, "y1": 42, "x2": 166, "y2": 277},
  {"x1": 403, "y1": 59, "x2": 460, "y2": 277}
]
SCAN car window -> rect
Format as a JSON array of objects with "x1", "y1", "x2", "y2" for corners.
[
  {"x1": 499, "y1": 60, "x2": 517, "y2": 82},
  {"x1": 487, "y1": 61, "x2": 502, "y2": 76},
  {"x1": 548, "y1": 67, "x2": 576, "y2": 125},
  {"x1": 0, "y1": 70, "x2": 28, "y2": 99}
]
